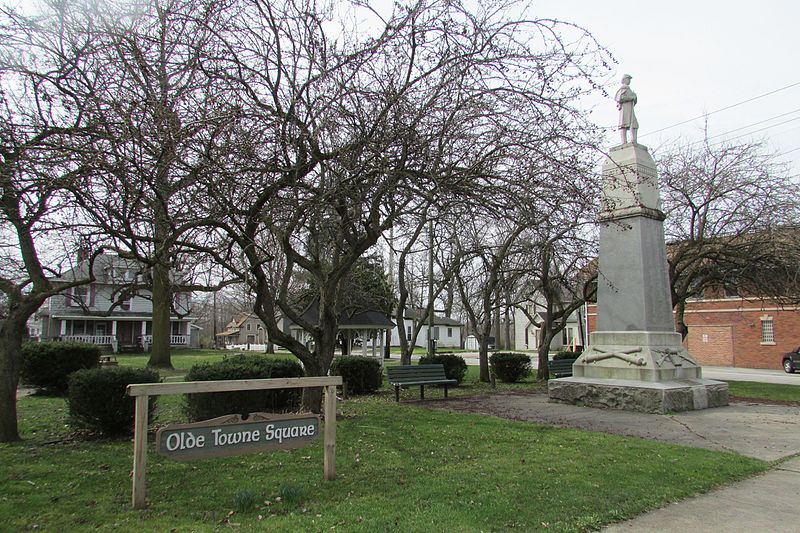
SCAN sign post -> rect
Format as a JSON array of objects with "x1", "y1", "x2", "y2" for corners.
[{"x1": 127, "y1": 376, "x2": 342, "y2": 510}]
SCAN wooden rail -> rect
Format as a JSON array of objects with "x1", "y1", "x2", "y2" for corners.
[{"x1": 126, "y1": 375, "x2": 342, "y2": 509}]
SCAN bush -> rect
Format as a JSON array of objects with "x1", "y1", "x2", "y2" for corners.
[
  {"x1": 489, "y1": 352, "x2": 532, "y2": 383},
  {"x1": 67, "y1": 367, "x2": 159, "y2": 436},
  {"x1": 184, "y1": 355, "x2": 304, "y2": 421},
  {"x1": 418, "y1": 353, "x2": 468, "y2": 384},
  {"x1": 21, "y1": 341, "x2": 102, "y2": 395},
  {"x1": 553, "y1": 349, "x2": 582, "y2": 360},
  {"x1": 329, "y1": 356, "x2": 383, "y2": 395}
]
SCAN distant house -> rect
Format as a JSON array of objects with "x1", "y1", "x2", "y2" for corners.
[
  {"x1": 32, "y1": 253, "x2": 197, "y2": 352},
  {"x1": 216, "y1": 312, "x2": 282, "y2": 347},
  {"x1": 390, "y1": 309, "x2": 464, "y2": 349},
  {"x1": 513, "y1": 295, "x2": 586, "y2": 353}
]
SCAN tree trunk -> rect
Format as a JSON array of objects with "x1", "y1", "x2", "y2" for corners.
[
  {"x1": 478, "y1": 334, "x2": 490, "y2": 382},
  {"x1": 148, "y1": 259, "x2": 174, "y2": 368},
  {"x1": 674, "y1": 300, "x2": 689, "y2": 340},
  {"x1": 536, "y1": 327, "x2": 557, "y2": 380},
  {"x1": 0, "y1": 315, "x2": 25, "y2": 442}
]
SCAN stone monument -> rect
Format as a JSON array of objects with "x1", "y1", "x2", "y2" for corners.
[{"x1": 548, "y1": 75, "x2": 728, "y2": 413}]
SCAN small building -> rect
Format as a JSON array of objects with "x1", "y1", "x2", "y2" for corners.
[
  {"x1": 289, "y1": 300, "x2": 395, "y2": 361},
  {"x1": 390, "y1": 309, "x2": 464, "y2": 349},
  {"x1": 32, "y1": 253, "x2": 196, "y2": 352}
]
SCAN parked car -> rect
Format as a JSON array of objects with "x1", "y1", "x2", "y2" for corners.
[{"x1": 783, "y1": 347, "x2": 800, "y2": 374}]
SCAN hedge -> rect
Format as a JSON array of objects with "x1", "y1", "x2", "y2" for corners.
[
  {"x1": 489, "y1": 352, "x2": 532, "y2": 383},
  {"x1": 184, "y1": 355, "x2": 304, "y2": 421},
  {"x1": 21, "y1": 341, "x2": 102, "y2": 395},
  {"x1": 418, "y1": 353, "x2": 467, "y2": 384},
  {"x1": 68, "y1": 367, "x2": 159, "y2": 437},
  {"x1": 329, "y1": 356, "x2": 383, "y2": 395}
]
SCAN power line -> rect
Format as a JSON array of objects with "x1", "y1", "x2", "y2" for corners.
[
  {"x1": 702, "y1": 107, "x2": 800, "y2": 141},
  {"x1": 640, "y1": 80, "x2": 800, "y2": 138}
]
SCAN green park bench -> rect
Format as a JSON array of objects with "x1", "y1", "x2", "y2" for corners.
[
  {"x1": 548, "y1": 358, "x2": 576, "y2": 378},
  {"x1": 386, "y1": 364, "x2": 458, "y2": 402}
]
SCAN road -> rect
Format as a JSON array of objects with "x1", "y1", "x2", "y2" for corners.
[{"x1": 408, "y1": 352, "x2": 800, "y2": 385}]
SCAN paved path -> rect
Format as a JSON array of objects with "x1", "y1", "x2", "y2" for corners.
[{"x1": 428, "y1": 393, "x2": 800, "y2": 532}]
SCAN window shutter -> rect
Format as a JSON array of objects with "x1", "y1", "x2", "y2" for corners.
[
  {"x1": 89, "y1": 285, "x2": 96, "y2": 307},
  {"x1": 65, "y1": 288, "x2": 73, "y2": 307}
]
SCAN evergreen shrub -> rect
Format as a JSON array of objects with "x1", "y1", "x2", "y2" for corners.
[
  {"x1": 67, "y1": 367, "x2": 159, "y2": 436},
  {"x1": 184, "y1": 355, "x2": 304, "y2": 421},
  {"x1": 418, "y1": 352, "x2": 468, "y2": 384},
  {"x1": 21, "y1": 341, "x2": 102, "y2": 394},
  {"x1": 553, "y1": 349, "x2": 582, "y2": 360},
  {"x1": 329, "y1": 356, "x2": 383, "y2": 395},
  {"x1": 489, "y1": 352, "x2": 532, "y2": 383}
]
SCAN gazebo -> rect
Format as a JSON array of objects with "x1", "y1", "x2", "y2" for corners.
[{"x1": 289, "y1": 301, "x2": 395, "y2": 365}]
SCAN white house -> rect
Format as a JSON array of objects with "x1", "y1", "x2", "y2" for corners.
[
  {"x1": 513, "y1": 296, "x2": 586, "y2": 353},
  {"x1": 391, "y1": 309, "x2": 464, "y2": 349},
  {"x1": 32, "y1": 253, "x2": 197, "y2": 352}
]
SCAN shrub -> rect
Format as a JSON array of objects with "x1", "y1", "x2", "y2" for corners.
[
  {"x1": 21, "y1": 341, "x2": 102, "y2": 395},
  {"x1": 67, "y1": 367, "x2": 159, "y2": 436},
  {"x1": 489, "y1": 352, "x2": 532, "y2": 383},
  {"x1": 553, "y1": 349, "x2": 581, "y2": 360},
  {"x1": 184, "y1": 355, "x2": 304, "y2": 421},
  {"x1": 329, "y1": 356, "x2": 383, "y2": 395},
  {"x1": 418, "y1": 352, "x2": 468, "y2": 384}
]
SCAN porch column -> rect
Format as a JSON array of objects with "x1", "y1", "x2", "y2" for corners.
[
  {"x1": 141, "y1": 321, "x2": 147, "y2": 337},
  {"x1": 361, "y1": 330, "x2": 367, "y2": 357},
  {"x1": 371, "y1": 331, "x2": 377, "y2": 358},
  {"x1": 379, "y1": 330, "x2": 385, "y2": 366},
  {"x1": 60, "y1": 320, "x2": 67, "y2": 336},
  {"x1": 111, "y1": 321, "x2": 119, "y2": 353}
]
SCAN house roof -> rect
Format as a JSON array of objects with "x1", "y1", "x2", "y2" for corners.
[{"x1": 401, "y1": 308, "x2": 463, "y2": 327}]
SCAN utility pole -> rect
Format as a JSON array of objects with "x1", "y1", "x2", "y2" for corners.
[{"x1": 428, "y1": 220, "x2": 436, "y2": 356}]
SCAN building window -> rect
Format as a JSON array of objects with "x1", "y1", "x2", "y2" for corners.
[
  {"x1": 120, "y1": 298, "x2": 131, "y2": 311},
  {"x1": 760, "y1": 316, "x2": 775, "y2": 344},
  {"x1": 447, "y1": 327, "x2": 453, "y2": 338},
  {"x1": 71, "y1": 286, "x2": 88, "y2": 306},
  {"x1": 433, "y1": 326, "x2": 440, "y2": 340},
  {"x1": 406, "y1": 325, "x2": 412, "y2": 338},
  {"x1": 246, "y1": 323, "x2": 251, "y2": 331}
]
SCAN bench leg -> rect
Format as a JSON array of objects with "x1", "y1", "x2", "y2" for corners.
[
  {"x1": 395, "y1": 386, "x2": 400, "y2": 403},
  {"x1": 420, "y1": 384, "x2": 424, "y2": 400},
  {"x1": 444, "y1": 386, "x2": 448, "y2": 398}
]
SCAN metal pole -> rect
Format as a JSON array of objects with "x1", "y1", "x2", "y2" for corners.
[{"x1": 428, "y1": 219, "x2": 435, "y2": 355}]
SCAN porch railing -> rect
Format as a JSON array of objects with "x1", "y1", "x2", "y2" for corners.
[
  {"x1": 139, "y1": 335, "x2": 189, "y2": 346},
  {"x1": 62, "y1": 335, "x2": 115, "y2": 345}
]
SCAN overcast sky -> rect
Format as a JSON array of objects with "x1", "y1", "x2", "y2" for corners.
[
  {"x1": 8, "y1": 0, "x2": 800, "y2": 177},
  {"x1": 532, "y1": 0, "x2": 800, "y2": 176}
]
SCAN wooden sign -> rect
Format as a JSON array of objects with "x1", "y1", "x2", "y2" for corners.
[{"x1": 156, "y1": 412, "x2": 320, "y2": 461}]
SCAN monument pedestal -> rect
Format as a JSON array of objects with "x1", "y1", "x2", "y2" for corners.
[
  {"x1": 548, "y1": 141, "x2": 727, "y2": 412},
  {"x1": 548, "y1": 331, "x2": 729, "y2": 413}
]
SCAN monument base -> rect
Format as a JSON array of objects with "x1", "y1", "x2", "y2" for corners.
[
  {"x1": 547, "y1": 331, "x2": 729, "y2": 413},
  {"x1": 548, "y1": 377, "x2": 729, "y2": 414}
]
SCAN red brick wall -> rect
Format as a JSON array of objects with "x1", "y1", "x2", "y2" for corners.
[{"x1": 586, "y1": 299, "x2": 800, "y2": 370}]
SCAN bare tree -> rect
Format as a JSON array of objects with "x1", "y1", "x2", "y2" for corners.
[
  {"x1": 0, "y1": 4, "x2": 101, "y2": 441},
  {"x1": 62, "y1": 0, "x2": 238, "y2": 368},
  {"x1": 192, "y1": 0, "x2": 611, "y2": 408},
  {"x1": 658, "y1": 136, "x2": 800, "y2": 338}
]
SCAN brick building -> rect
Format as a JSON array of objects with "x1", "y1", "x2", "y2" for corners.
[{"x1": 587, "y1": 295, "x2": 800, "y2": 370}]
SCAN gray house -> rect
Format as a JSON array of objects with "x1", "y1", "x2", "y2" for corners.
[{"x1": 32, "y1": 254, "x2": 197, "y2": 352}]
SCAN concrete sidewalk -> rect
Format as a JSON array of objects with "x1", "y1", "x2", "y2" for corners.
[{"x1": 428, "y1": 393, "x2": 800, "y2": 532}]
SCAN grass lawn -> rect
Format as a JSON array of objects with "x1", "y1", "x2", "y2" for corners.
[
  {"x1": 2, "y1": 362, "x2": 771, "y2": 532},
  {"x1": 726, "y1": 380, "x2": 800, "y2": 403}
]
